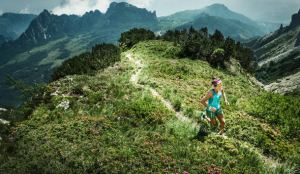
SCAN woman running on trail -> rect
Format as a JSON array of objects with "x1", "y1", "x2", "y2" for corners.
[{"x1": 200, "y1": 76, "x2": 230, "y2": 135}]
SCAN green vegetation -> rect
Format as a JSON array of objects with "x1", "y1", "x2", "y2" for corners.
[
  {"x1": 118, "y1": 28, "x2": 156, "y2": 50},
  {"x1": 51, "y1": 43, "x2": 121, "y2": 81},
  {"x1": 160, "y1": 26, "x2": 254, "y2": 73},
  {"x1": 0, "y1": 29, "x2": 299, "y2": 173}
]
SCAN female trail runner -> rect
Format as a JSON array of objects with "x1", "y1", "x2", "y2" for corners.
[{"x1": 200, "y1": 76, "x2": 230, "y2": 135}]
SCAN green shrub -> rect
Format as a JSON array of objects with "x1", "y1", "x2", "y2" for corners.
[
  {"x1": 163, "y1": 46, "x2": 181, "y2": 58},
  {"x1": 72, "y1": 82, "x2": 84, "y2": 94},
  {"x1": 114, "y1": 93, "x2": 173, "y2": 127},
  {"x1": 51, "y1": 43, "x2": 120, "y2": 81},
  {"x1": 173, "y1": 98, "x2": 182, "y2": 111},
  {"x1": 160, "y1": 26, "x2": 253, "y2": 73},
  {"x1": 88, "y1": 91, "x2": 104, "y2": 104},
  {"x1": 183, "y1": 107, "x2": 194, "y2": 118},
  {"x1": 118, "y1": 28, "x2": 156, "y2": 50},
  {"x1": 244, "y1": 91, "x2": 300, "y2": 139}
]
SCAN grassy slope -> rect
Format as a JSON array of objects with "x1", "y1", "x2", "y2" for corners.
[{"x1": 0, "y1": 40, "x2": 299, "y2": 174}]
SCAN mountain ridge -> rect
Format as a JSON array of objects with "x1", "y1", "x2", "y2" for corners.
[
  {"x1": 0, "y1": 13, "x2": 37, "y2": 39},
  {"x1": 158, "y1": 3, "x2": 282, "y2": 34},
  {"x1": 171, "y1": 14, "x2": 265, "y2": 41}
]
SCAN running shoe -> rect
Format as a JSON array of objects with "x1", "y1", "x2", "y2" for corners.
[{"x1": 201, "y1": 112, "x2": 206, "y2": 120}]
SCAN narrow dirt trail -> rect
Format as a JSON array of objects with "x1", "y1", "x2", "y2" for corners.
[{"x1": 126, "y1": 54, "x2": 200, "y2": 130}]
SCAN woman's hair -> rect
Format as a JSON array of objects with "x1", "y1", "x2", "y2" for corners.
[{"x1": 212, "y1": 76, "x2": 221, "y2": 87}]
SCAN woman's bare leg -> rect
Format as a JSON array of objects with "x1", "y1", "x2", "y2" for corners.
[
  {"x1": 216, "y1": 114, "x2": 225, "y2": 134},
  {"x1": 205, "y1": 117, "x2": 217, "y2": 126}
]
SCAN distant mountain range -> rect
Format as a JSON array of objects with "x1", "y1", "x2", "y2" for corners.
[
  {"x1": 0, "y1": 2, "x2": 289, "y2": 107},
  {"x1": 158, "y1": 4, "x2": 284, "y2": 35},
  {"x1": 0, "y1": 13, "x2": 37, "y2": 39},
  {"x1": 171, "y1": 13, "x2": 265, "y2": 42}
]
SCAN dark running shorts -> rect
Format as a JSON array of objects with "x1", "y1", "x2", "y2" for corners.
[{"x1": 206, "y1": 107, "x2": 223, "y2": 119}]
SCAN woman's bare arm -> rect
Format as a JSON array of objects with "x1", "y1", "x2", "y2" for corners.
[
  {"x1": 201, "y1": 91, "x2": 214, "y2": 109},
  {"x1": 221, "y1": 89, "x2": 230, "y2": 105},
  {"x1": 221, "y1": 89, "x2": 227, "y2": 101}
]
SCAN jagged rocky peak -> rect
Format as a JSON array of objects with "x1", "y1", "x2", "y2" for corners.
[
  {"x1": 35, "y1": 9, "x2": 53, "y2": 28},
  {"x1": 82, "y1": 9, "x2": 103, "y2": 17},
  {"x1": 288, "y1": 9, "x2": 300, "y2": 29},
  {"x1": 17, "y1": 9, "x2": 58, "y2": 44}
]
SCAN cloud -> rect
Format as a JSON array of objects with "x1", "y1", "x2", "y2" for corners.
[
  {"x1": 19, "y1": 4, "x2": 31, "y2": 14},
  {"x1": 126, "y1": 0, "x2": 154, "y2": 8},
  {"x1": 52, "y1": 0, "x2": 111, "y2": 16},
  {"x1": 51, "y1": 0, "x2": 155, "y2": 16},
  {"x1": 0, "y1": 9, "x2": 3, "y2": 15}
]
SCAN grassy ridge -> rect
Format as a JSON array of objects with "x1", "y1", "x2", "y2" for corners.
[{"x1": 0, "y1": 40, "x2": 299, "y2": 173}]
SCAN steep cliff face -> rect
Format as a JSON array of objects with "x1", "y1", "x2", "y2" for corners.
[
  {"x1": 287, "y1": 9, "x2": 300, "y2": 30},
  {"x1": 18, "y1": 10, "x2": 54, "y2": 44}
]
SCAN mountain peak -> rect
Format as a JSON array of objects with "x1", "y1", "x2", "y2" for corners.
[
  {"x1": 206, "y1": 3, "x2": 229, "y2": 10},
  {"x1": 287, "y1": 9, "x2": 300, "y2": 30},
  {"x1": 108, "y1": 2, "x2": 134, "y2": 9},
  {"x1": 105, "y1": 2, "x2": 158, "y2": 25},
  {"x1": 40, "y1": 9, "x2": 51, "y2": 16}
]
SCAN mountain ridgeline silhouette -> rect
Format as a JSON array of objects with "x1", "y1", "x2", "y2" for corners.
[
  {"x1": 0, "y1": 2, "x2": 158, "y2": 66},
  {"x1": 158, "y1": 3, "x2": 282, "y2": 35},
  {"x1": 0, "y1": 13, "x2": 37, "y2": 39}
]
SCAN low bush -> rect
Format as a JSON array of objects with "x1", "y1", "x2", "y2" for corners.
[{"x1": 51, "y1": 43, "x2": 120, "y2": 81}]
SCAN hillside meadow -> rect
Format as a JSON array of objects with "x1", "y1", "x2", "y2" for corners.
[{"x1": 0, "y1": 40, "x2": 299, "y2": 174}]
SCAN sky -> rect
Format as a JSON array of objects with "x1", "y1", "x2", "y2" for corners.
[{"x1": 0, "y1": 0, "x2": 300, "y2": 24}]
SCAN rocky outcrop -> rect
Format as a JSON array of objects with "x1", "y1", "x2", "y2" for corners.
[
  {"x1": 264, "y1": 70, "x2": 300, "y2": 94},
  {"x1": 287, "y1": 9, "x2": 300, "y2": 31}
]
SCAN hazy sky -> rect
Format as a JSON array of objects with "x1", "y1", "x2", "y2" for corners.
[{"x1": 0, "y1": 0, "x2": 299, "y2": 24}]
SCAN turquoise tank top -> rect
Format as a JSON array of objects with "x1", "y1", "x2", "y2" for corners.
[{"x1": 206, "y1": 89, "x2": 222, "y2": 111}]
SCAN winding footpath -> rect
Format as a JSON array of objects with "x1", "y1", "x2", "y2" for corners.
[{"x1": 126, "y1": 54, "x2": 201, "y2": 130}]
